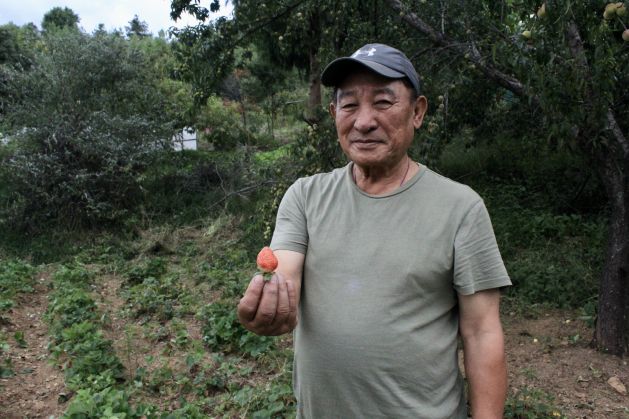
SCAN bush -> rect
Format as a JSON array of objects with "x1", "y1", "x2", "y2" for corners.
[
  {"x1": 196, "y1": 95, "x2": 253, "y2": 150},
  {"x1": 0, "y1": 30, "x2": 175, "y2": 230}
]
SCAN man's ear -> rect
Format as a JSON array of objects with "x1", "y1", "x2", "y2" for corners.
[
  {"x1": 413, "y1": 96, "x2": 428, "y2": 129},
  {"x1": 328, "y1": 102, "x2": 337, "y2": 120}
]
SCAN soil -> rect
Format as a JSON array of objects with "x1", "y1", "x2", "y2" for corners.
[
  {"x1": 1, "y1": 279, "x2": 627, "y2": 418},
  {"x1": 0, "y1": 275, "x2": 66, "y2": 419},
  {"x1": 502, "y1": 309, "x2": 628, "y2": 418}
]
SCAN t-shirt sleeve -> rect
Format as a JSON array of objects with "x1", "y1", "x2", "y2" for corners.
[
  {"x1": 270, "y1": 180, "x2": 308, "y2": 254},
  {"x1": 453, "y1": 200, "x2": 511, "y2": 295}
]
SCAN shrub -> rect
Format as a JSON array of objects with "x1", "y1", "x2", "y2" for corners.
[
  {"x1": 196, "y1": 95, "x2": 253, "y2": 150},
  {"x1": 0, "y1": 30, "x2": 175, "y2": 230}
]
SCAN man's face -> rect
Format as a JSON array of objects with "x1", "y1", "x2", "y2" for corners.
[{"x1": 329, "y1": 71, "x2": 427, "y2": 170}]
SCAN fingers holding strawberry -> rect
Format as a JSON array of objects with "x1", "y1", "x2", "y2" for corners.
[{"x1": 237, "y1": 247, "x2": 297, "y2": 336}]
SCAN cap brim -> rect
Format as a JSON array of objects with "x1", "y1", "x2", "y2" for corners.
[{"x1": 321, "y1": 57, "x2": 406, "y2": 87}]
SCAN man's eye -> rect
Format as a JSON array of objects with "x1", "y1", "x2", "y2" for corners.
[
  {"x1": 375, "y1": 100, "x2": 393, "y2": 108},
  {"x1": 341, "y1": 103, "x2": 357, "y2": 110}
]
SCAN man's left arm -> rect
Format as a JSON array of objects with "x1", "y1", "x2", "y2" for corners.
[{"x1": 458, "y1": 288, "x2": 507, "y2": 419}]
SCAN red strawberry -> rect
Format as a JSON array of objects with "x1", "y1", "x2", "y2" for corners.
[{"x1": 256, "y1": 246, "x2": 278, "y2": 274}]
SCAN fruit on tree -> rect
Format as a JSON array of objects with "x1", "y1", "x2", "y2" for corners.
[
  {"x1": 623, "y1": 29, "x2": 629, "y2": 42},
  {"x1": 522, "y1": 30, "x2": 532, "y2": 39},
  {"x1": 537, "y1": 3, "x2": 546, "y2": 18}
]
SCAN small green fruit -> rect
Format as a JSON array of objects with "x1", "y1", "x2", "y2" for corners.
[
  {"x1": 522, "y1": 30, "x2": 532, "y2": 39},
  {"x1": 623, "y1": 29, "x2": 629, "y2": 42},
  {"x1": 537, "y1": 3, "x2": 546, "y2": 18},
  {"x1": 605, "y1": 2, "x2": 618, "y2": 12},
  {"x1": 604, "y1": 2, "x2": 618, "y2": 19},
  {"x1": 617, "y1": 4, "x2": 626, "y2": 16}
]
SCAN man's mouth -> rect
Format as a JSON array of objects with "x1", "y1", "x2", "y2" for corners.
[{"x1": 351, "y1": 139, "x2": 382, "y2": 145}]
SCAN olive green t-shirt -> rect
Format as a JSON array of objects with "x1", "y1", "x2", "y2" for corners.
[{"x1": 271, "y1": 163, "x2": 511, "y2": 419}]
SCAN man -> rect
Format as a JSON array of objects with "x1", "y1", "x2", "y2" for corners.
[{"x1": 238, "y1": 43, "x2": 511, "y2": 418}]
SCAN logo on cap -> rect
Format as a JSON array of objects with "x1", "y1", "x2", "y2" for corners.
[{"x1": 351, "y1": 47, "x2": 377, "y2": 58}]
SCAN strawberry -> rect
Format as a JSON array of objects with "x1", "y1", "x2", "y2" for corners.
[{"x1": 256, "y1": 246, "x2": 278, "y2": 279}]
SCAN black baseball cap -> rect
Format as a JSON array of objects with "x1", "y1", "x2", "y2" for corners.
[{"x1": 321, "y1": 43, "x2": 421, "y2": 95}]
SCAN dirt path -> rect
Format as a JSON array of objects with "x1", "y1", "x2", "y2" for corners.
[{"x1": 0, "y1": 276, "x2": 66, "y2": 419}]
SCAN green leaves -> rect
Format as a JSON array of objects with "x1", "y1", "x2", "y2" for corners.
[
  {"x1": 199, "y1": 300, "x2": 275, "y2": 357},
  {"x1": 0, "y1": 259, "x2": 36, "y2": 313},
  {"x1": 0, "y1": 30, "x2": 176, "y2": 230}
]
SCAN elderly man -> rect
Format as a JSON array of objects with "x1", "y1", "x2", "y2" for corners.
[{"x1": 238, "y1": 43, "x2": 511, "y2": 418}]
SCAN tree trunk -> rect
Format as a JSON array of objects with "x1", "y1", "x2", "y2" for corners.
[
  {"x1": 566, "y1": 22, "x2": 629, "y2": 356},
  {"x1": 305, "y1": 49, "x2": 321, "y2": 123},
  {"x1": 304, "y1": 10, "x2": 322, "y2": 124},
  {"x1": 594, "y1": 150, "x2": 629, "y2": 355}
]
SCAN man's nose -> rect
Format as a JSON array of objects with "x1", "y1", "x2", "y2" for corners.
[{"x1": 353, "y1": 105, "x2": 378, "y2": 133}]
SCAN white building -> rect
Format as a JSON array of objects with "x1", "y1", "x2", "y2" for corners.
[{"x1": 172, "y1": 127, "x2": 197, "y2": 151}]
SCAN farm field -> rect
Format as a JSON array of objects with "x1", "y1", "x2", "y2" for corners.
[{"x1": 1, "y1": 218, "x2": 627, "y2": 418}]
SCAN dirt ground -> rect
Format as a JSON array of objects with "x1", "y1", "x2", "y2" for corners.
[
  {"x1": 1, "y1": 279, "x2": 627, "y2": 418},
  {"x1": 0, "y1": 277, "x2": 66, "y2": 419},
  {"x1": 502, "y1": 309, "x2": 628, "y2": 418}
]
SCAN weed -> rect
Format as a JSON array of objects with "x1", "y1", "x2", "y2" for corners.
[
  {"x1": 505, "y1": 387, "x2": 565, "y2": 418},
  {"x1": 0, "y1": 335, "x2": 12, "y2": 378},
  {"x1": 13, "y1": 331, "x2": 26, "y2": 348}
]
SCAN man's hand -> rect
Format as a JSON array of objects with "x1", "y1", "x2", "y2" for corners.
[{"x1": 237, "y1": 272, "x2": 298, "y2": 336}]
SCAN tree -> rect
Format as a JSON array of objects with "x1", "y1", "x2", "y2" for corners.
[
  {"x1": 41, "y1": 7, "x2": 79, "y2": 32},
  {"x1": 169, "y1": 0, "x2": 411, "y2": 122},
  {"x1": 0, "y1": 23, "x2": 39, "y2": 68},
  {"x1": 0, "y1": 30, "x2": 176, "y2": 229},
  {"x1": 384, "y1": 0, "x2": 628, "y2": 356},
  {"x1": 126, "y1": 15, "x2": 151, "y2": 38}
]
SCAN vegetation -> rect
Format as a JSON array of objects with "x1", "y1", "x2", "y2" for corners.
[{"x1": 0, "y1": 1, "x2": 626, "y2": 416}]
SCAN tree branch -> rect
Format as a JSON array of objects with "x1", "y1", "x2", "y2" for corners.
[
  {"x1": 384, "y1": 0, "x2": 537, "y2": 106},
  {"x1": 565, "y1": 21, "x2": 629, "y2": 158}
]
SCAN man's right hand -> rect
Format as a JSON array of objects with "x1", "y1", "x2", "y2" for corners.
[{"x1": 237, "y1": 272, "x2": 298, "y2": 336}]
